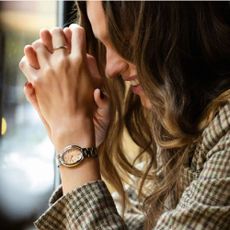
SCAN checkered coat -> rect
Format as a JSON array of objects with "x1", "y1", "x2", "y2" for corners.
[{"x1": 34, "y1": 102, "x2": 230, "y2": 229}]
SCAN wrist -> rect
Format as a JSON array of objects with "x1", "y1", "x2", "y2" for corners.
[
  {"x1": 51, "y1": 116, "x2": 95, "y2": 152},
  {"x1": 60, "y1": 157, "x2": 101, "y2": 194}
]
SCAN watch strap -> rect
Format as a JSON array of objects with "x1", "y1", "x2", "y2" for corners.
[{"x1": 82, "y1": 147, "x2": 97, "y2": 158}]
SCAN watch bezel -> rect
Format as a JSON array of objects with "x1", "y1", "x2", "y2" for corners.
[{"x1": 59, "y1": 145, "x2": 84, "y2": 168}]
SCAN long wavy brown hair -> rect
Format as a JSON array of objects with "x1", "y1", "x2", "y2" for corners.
[{"x1": 76, "y1": 1, "x2": 230, "y2": 228}]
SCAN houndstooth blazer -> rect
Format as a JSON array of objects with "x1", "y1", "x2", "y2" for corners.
[{"x1": 34, "y1": 101, "x2": 230, "y2": 230}]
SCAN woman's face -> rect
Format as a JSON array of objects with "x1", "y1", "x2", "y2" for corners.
[{"x1": 87, "y1": 1, "x2": 151, "y2": 109}]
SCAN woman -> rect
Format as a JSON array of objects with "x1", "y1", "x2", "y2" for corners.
[{"x1": 19, "y1": 1, "x2": 230, "y2": 229}]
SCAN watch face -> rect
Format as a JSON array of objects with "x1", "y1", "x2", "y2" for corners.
[{"x1": 62, "y1": 149, "x2": 83, "y2": 166}]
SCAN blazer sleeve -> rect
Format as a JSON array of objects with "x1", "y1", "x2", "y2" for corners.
[
  {"x1": 35, "y1": 102, "x2": 230, "y2": 230},
  {"x1": 35, "y1": 130, "x2": 230, "y2": 230},
  {"x1": 34, "y1": 180, "x2": 144, "y2": 230}
]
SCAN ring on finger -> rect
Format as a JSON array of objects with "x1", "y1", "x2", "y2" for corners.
[{"x1": 53, "y1": 45, "x2": 68, "y2": 51}]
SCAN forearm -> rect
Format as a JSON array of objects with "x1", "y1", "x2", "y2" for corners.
[
  {"x1": 59, "y1": 158, "x2": 101, "y2": 195},
  {"x1": 54, "y1": 116, "x2": 101, "y2": 195}
]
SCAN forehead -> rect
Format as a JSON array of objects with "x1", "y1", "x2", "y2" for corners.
[{"x1": 86, "y1": 1, "x2": 108, "y2": 40}]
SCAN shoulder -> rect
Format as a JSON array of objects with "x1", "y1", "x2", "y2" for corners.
[
  {"x1": 165, "y1": 102, "x2": 230, "y2": 230},
  {"x1": 192, "y1": 101, "x2": 230, "y2": 172},
  {"x1": 201, "y1": 101, "x2": 230, "y2": 152}
]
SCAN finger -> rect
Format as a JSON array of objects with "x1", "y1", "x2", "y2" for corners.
[
  {"x1": 19, "y1": 56, "x2": 37, "y2": 82},
  {"x1": 32, "y1": 40, "x2": 50, "y2": 67},
  {"x1": 24, "y1": 82, "x2": 37, "y2": 104},
  {"x1": 94, "y1": 88, "x2": 109, "y2": 109},
  {"x1": 24, "y1": 82, "x2": 51, "y2": 136},
  {"x1": 40, "y1": 28, "x2": 53, "y2": 53},
  {"x1": 87, "y1": 54, "x2": 102, "y2": 88},
  {"x1": 24, "y1": 45, "x2": 40, "y2": 69},
  {"x1": 51, "y1": 27, "x2": 68, "y2": 55},
  {"x1": 69, "y1": 24, "x2": 86, "y2": 58},
  {"x1": 63, "y1": 27, "x2": 71, "y2": 52}
]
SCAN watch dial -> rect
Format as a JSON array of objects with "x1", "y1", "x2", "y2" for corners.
[{"x1": 63, "y1": 149, "x2": 82, "y2": 164}]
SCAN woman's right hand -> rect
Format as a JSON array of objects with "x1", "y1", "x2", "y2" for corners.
[{"x1": 22, "y1": 25, "x2": 111, "y2": 148}]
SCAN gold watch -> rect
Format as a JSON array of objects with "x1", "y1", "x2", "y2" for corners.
[{"x1": 57, "y1": 145, "x2": 97, "y2": 168}]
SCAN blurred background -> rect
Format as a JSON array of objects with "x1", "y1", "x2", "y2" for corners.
[{"x1": 0, "y1": 1, "x2": 76, "y2": 229}]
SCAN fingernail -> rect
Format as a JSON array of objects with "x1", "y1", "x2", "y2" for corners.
[{"x1": 24, "y1": 81, "x2": 32, "y2": 88}]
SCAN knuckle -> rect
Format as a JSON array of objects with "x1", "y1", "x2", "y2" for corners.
[
  {"x1": 70, "y1": 54, "x2": 83, "y2": 66},
  {"x1": 77, "y1": 26, "x2": 85, "y2": 34},
  {"x1": 32, "y1": 39, "x2": 41, "y2": 46},
  {"x1": 70, "y1": 24, "x2": 86, "y2": 37},
  {"x1": 19, "y1": 57, "x2": 26, "y2": 69},
  {"x1": 51, "y1": 27, "x2": 62, "y2": 35},
  {"x1": 33, "y1": 77, "x2": 42, "y2": 88},
  {"x1": 56, "y1": 57, "x2": 69, "y2": 69},
  {"x1": 77, "y1": 27, "x2": 86, "y2": 40},
  {"x1": 39, "y1": 28, "x2": 49, "y2": 34},
  {"x1": 69, "y1": 23, "x2": 81, "y2": 30},
  {"x1": 43, "y1": 67, "x2": 54, "y2": 78},
  {"x1": 32, "y1": 40, "x2": 44, "y2": 50}
]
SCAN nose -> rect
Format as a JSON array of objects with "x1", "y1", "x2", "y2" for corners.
[{"x1": 105, "y1": 48, "x2": 128, "y2": 79}]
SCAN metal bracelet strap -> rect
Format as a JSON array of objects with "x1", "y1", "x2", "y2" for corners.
[
  {"x1": 82, "y1": 147, "x2": 97, "y2": 158},
  {"x1": 56, "y1": 157, "x2": 62, "y2": 167}
]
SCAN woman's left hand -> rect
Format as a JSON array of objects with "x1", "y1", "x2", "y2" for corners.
[
  {"x1": 19, "y1": 25, "x2": 101, "y2": 151},
  {"x1": 20, "y1": 27, "x2": 110, "y2": 150}
]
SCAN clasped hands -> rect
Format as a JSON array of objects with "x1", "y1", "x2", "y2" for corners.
[{"x1": 19, "y1": 24, "x2": 110, "y2": 150}]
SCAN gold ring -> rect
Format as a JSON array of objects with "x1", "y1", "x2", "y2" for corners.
[{"x1": 53, "y1": 45, "x2": 67, "y2": 51}]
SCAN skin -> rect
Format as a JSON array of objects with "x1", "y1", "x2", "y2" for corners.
[
  {"x1": 87, "y1": 1, "x2": 151, "y2": 109},
  {"x1": 19, "y1": 1, "x2": 150, "y2": 194}
]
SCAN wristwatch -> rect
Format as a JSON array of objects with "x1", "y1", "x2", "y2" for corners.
[{"x1": 57, "y1": 144, "x2": 97, "y2": 168}]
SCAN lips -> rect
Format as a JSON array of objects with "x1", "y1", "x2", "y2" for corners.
[{"x1": 131, "y1": 84, "x2": 143, "y2": 94}]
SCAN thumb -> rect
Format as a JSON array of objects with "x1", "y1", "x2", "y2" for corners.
[{"x1": 94, "y1": 88, "x2": 109, "y2": 109}]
